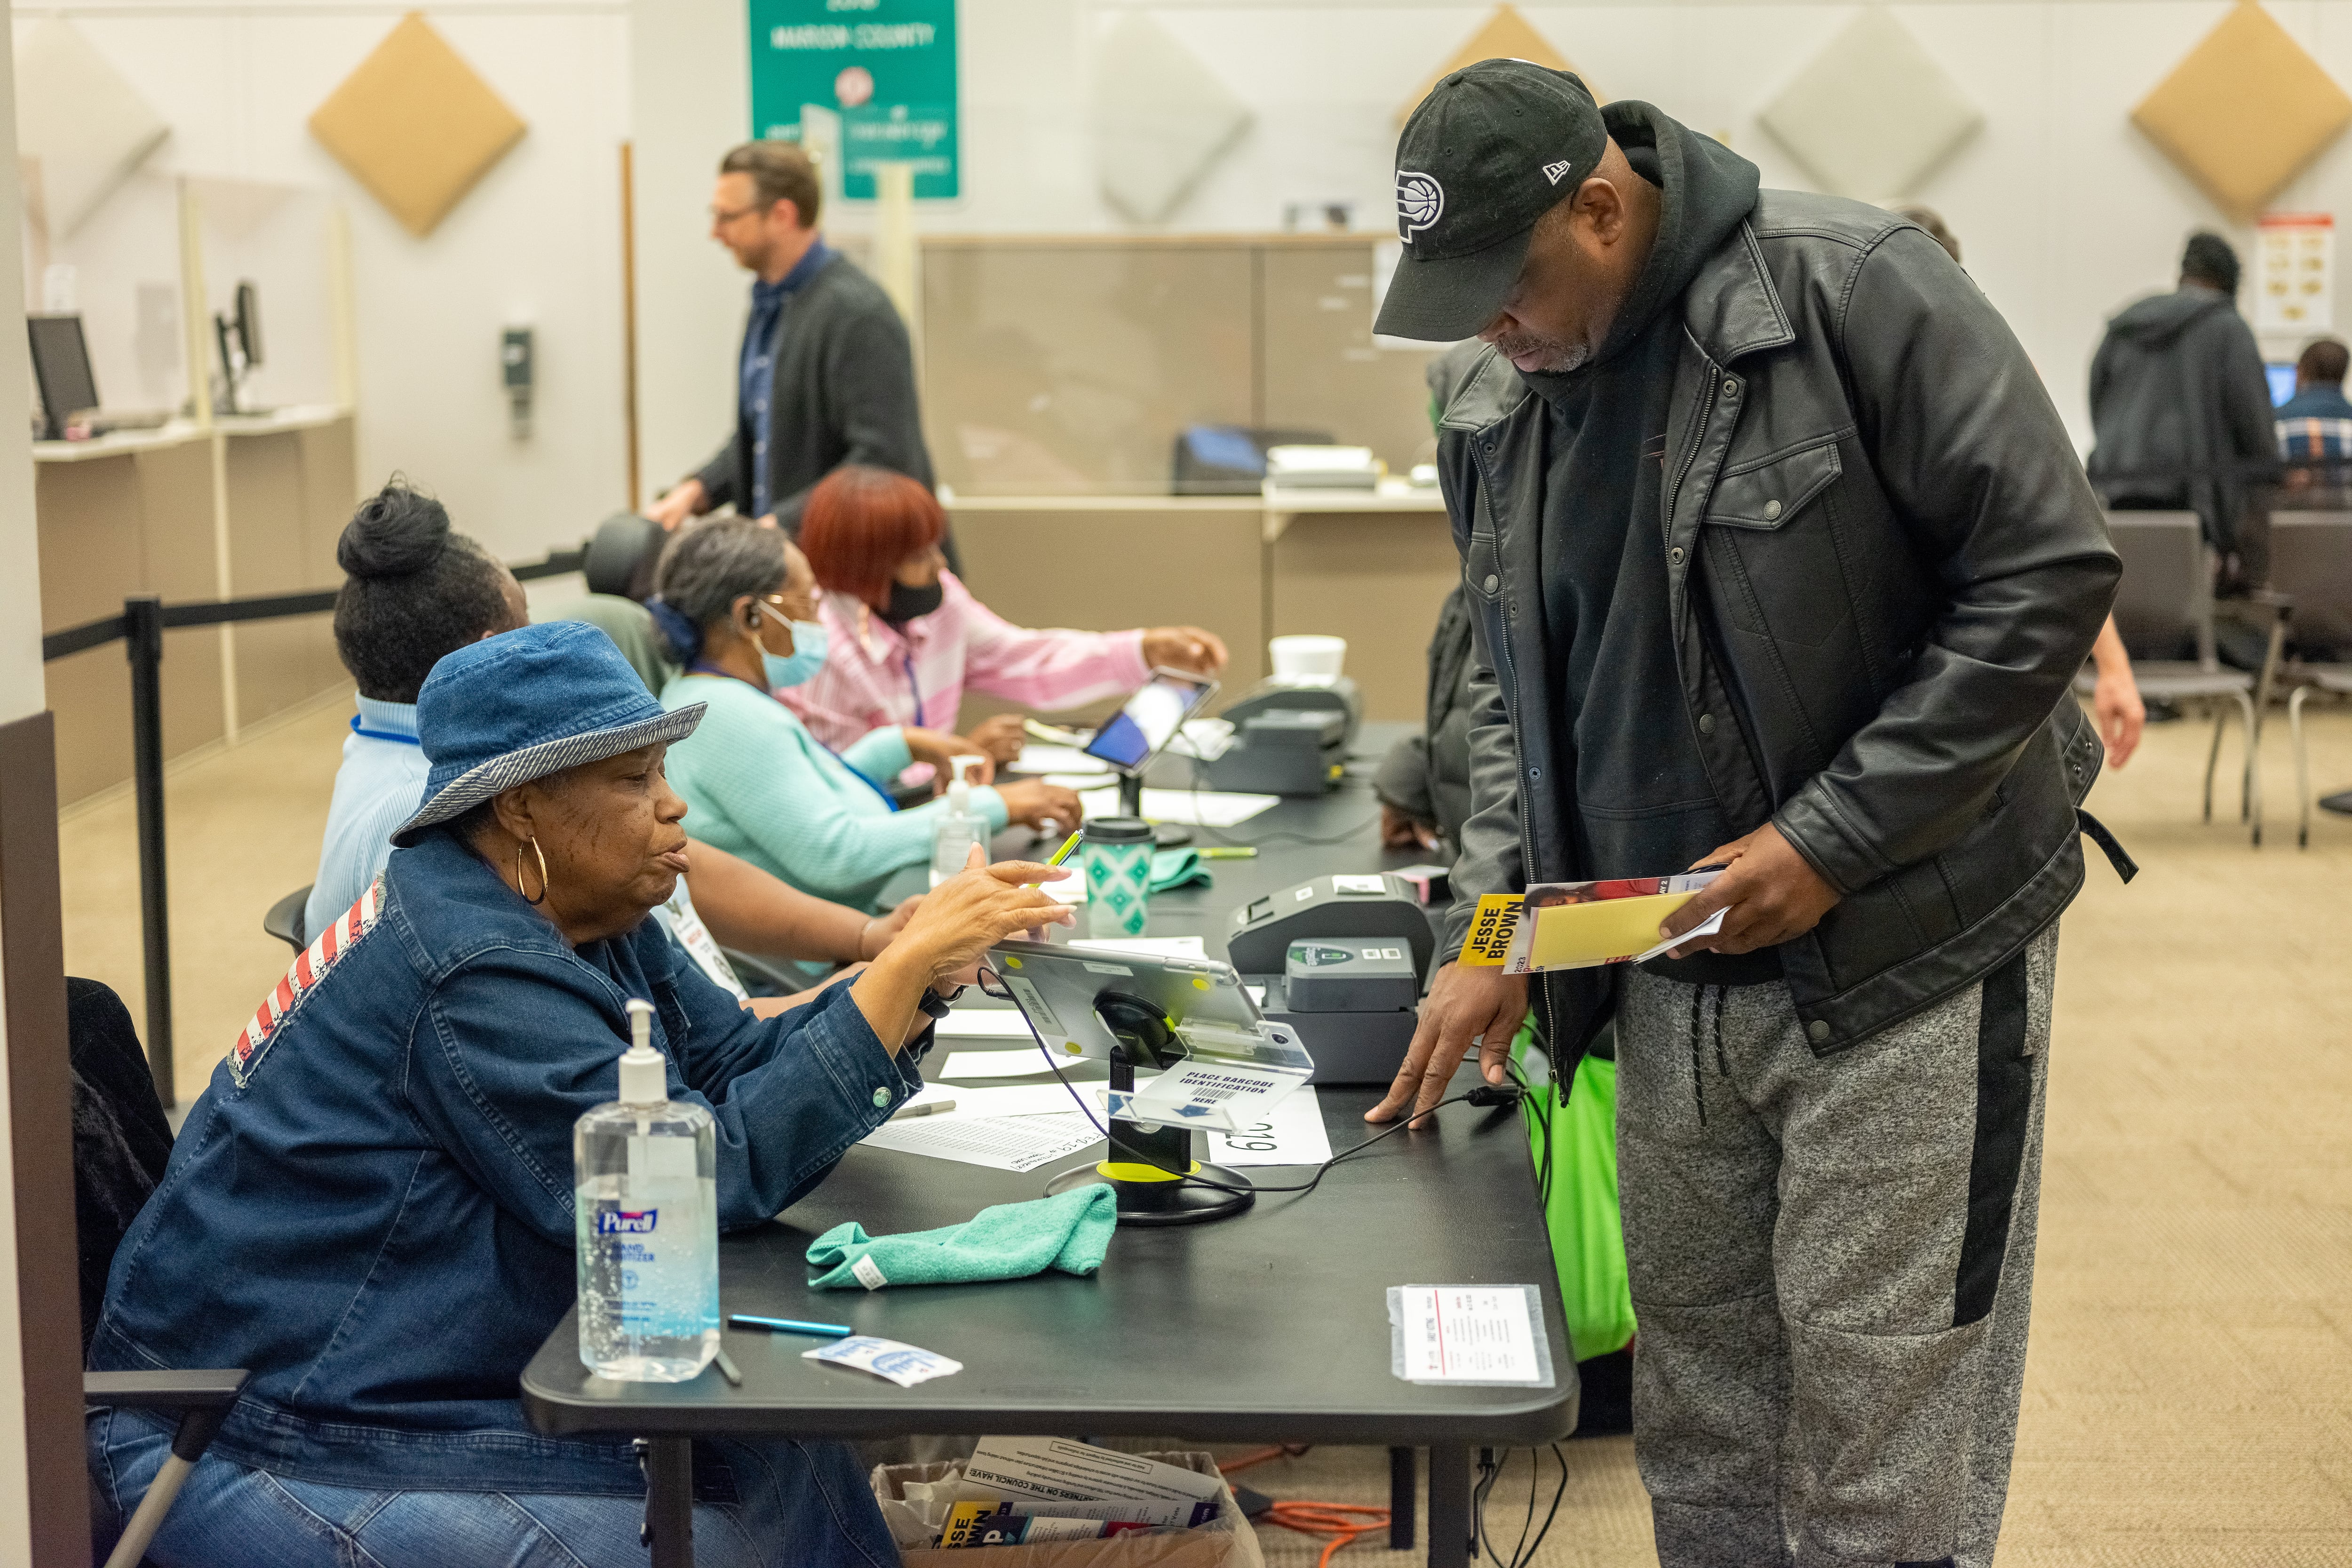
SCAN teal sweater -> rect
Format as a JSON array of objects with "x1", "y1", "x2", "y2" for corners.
[{"x1": 660, "y1": 673, "x2": 1009, "y2": 909}]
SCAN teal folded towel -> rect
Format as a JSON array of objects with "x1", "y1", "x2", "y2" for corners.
[
  {"x1": 806, "y1": 1186, "x2": 1118, "y2": 1290},
  {"x1": 1150, "y1": 848, "x2": 1212, "y2": 892}
]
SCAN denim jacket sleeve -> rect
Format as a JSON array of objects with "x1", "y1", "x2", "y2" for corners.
[{"x1": 405, "y1": 946, "x2": 919, "y2": 1244}]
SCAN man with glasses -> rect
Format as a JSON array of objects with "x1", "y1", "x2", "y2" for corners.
[{"x1": 649, "y1": 142, "x2": 935, "y2": 536}]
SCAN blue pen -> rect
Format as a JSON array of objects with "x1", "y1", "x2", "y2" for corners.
[{"x1": 728, "y1": 1313, "x2": 852, "y2": 1338}]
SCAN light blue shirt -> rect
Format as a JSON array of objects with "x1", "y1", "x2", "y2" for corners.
[
  {"x1": 304, "y1": 694, "x2": 747, "y2": 1000},
  {"x1": 305, "y1": 696, "x2": 430, "y2": 939}
]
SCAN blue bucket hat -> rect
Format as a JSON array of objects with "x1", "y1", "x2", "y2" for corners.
[{"x1": 391, "y1": 621, "x2": 705, "y2": 848}]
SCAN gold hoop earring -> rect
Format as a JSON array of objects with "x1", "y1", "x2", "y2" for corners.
[{"x1": 516, "y1": 836, "x2": 550, "y2": 906}]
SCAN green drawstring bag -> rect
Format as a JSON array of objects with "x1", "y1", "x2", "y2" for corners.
[{"x1": 1514, "y1": 1020, "x2": 1637, "y2": 1360}]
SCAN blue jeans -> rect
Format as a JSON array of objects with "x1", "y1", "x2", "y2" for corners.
[{"x1": 88, "y1": 1409, "x2": 898, "y2": 1568}]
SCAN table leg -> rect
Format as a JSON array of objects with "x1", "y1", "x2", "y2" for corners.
[
  {"x1": 1388, "y1": 1447, "x2": 1415, "y2": 1549},
  {"x1": 1425, "y1": 1444, "x2": 1470, "y2": 1568},
  {"x1": 643, "y1": 1436, "x2": 695, "y2": 1568}
]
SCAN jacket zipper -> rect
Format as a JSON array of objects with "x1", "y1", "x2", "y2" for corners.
[
  {"x1": 1474, "y1": 437, "x2": 1548, "y2": 1042},
  {"x1": 1662, "y1": 368, "x2": 1719, "y2": 550}
]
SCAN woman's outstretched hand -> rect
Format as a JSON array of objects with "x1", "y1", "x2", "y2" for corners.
[{"x1": 898, "y1": 847, "x2": 1074, "y2": 988}]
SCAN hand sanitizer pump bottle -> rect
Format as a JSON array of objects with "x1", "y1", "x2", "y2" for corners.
[
  {"x1": 929, "y1": 755, "x2": 989, "y2": 886},
  {"x1": 574, "y1": 999, "x2": 718, "y2": 1382}
]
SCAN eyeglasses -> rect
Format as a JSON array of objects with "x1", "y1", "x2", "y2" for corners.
[{"x1": 709, "y1": 203, "x2": 764, "y2": 226}]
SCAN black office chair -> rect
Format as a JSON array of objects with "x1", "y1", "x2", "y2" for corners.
[
  {"x1": 263, "y1": 885, "x2": 310, "y2": 952},
  {"x1": 67, "y1": 977, "x2": 249, "y2": 1568}
]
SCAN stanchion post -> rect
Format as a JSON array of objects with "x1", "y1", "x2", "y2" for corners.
[{"x1": 125, "y1": 595, "x2": 175, "y2": 1107}]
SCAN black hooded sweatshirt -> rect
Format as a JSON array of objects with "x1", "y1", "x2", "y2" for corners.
[
  {"x1": 1522, "y1": 102, "x2": 1771, "y2": 985},
  {"x1": 2086, "y1": 284, "x2": 2277, "y2": 555}
]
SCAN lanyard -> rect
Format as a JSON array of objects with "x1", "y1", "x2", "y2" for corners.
[
  {"x1": 901, "y1": 652, "x2": 926, "y2": 730},
  {"x1": 351, "y1": 716, "x2": 421, "y2": 747}
]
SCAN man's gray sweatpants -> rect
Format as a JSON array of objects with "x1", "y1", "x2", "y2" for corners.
[{"x1": 1615, "y1": 925, "x2": 2057, "y2": 1568}]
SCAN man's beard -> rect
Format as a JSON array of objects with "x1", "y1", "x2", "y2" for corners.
[{"x1": 1492, "y1": 330, "x2": 1588, "y2": 375}]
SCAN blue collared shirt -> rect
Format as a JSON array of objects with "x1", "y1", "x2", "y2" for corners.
[
  {"x1": 741, "y1": 240, "x2": 834, "y2": 521},
  {"x1": 305, "y1": 694, "x2": 429, "y2": 939},
  {"x1": 2277, "y1": 381, "x2": 2352, "y2": 462}
]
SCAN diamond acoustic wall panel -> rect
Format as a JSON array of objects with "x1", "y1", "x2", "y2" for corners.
[
  {"x1": 1397, "y1": 4, "x2": 1583, "y2": 126},
  {"x1": 1090, "y1": 12, "x2": 1253, "y2": 226},
  {"x1": 14, "y1": 18, "x2": 170, "y2": 238},
  {"x1": 308, "y1": 13, "x2": 526, "y2": 239},
  {"x1": 2133, "y1": 0, "x2": 2352, "y2": 219},
  {"x1": 1758, "y1": 8, "x2": 1981, "y2": 200}
]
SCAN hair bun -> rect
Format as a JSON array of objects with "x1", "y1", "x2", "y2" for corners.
[{"x1": 338, "y1": 481, "x2": 453, "y2": 580}]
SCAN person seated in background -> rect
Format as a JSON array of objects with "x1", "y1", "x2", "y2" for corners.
[
  {"x1": 784, "y1": 465, "x2": 1226, "y2": 765},
  {"x1": 654, "y1": 517, "x2": 1083, "y2": 908},
  {"x1": 87, "y1": 621, "x2": 1073, "y2": 1567},
  {"x1": 2275, "y1": 335, "x2": 2352, "y2": 486},
  {"x1": 311, "y1": 481, "x2": 923, "y2": 1011}
]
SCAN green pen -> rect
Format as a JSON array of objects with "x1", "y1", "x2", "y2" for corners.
[
  {"x1": 1027, "y1": 828, "x2": 1083, "y2": 886},
  {"x1": 1196, "y1": 846, "x2": 1258, "y2": 860}
]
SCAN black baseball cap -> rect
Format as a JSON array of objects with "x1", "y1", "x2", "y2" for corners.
[{"x1": 1376, "y1": 61, "x2": 1609, "y2": 342}]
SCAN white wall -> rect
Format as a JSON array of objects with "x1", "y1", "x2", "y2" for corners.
[
  {"x1": 634, "y1": 0, "x2": 2352, "y2": 460},
  {"x1": 18, "y1": 0, "x2": 633, "y2": 565}
]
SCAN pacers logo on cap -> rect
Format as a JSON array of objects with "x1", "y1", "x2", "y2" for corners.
[{"x1": 1397, "y1": 171, "x2": 1445, "y2": 241}]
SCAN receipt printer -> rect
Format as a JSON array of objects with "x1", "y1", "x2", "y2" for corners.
[
  {"x1": 1230, "y1": 874, "x2": 1435, "y2": 1083},
  {"x1": 1198, "y1": 678, "x2": 1362, "y2": 797}
]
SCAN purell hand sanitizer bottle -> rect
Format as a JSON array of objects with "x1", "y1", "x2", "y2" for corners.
[
  {"x1": 930, "y1": 755, "x2": 989, "y2": 886},
  {"x1": 575, "y1": 999, "x2": 718, "y2": 1381}
]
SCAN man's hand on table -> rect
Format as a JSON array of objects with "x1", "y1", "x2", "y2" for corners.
[
  {"x1": 1365, "y1": 962, "x2": 1530, "y2": 1127},
  {"x1": 1658, "y1": 822, "x2": 1840, "y2": 957}
]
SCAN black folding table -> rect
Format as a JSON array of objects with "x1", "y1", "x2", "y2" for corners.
[{"x1": 519, "y1": 737, "x2": 1579, "y2": 1565}]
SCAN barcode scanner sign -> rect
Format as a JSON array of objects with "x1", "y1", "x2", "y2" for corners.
[{"x1": 1112, "y1": 1058, "x2": 1308, "y2": 1132}]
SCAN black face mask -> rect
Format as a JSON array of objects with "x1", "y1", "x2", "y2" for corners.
[{"x1": 882, "y1": 579, "x2": 945, "y2": 625}]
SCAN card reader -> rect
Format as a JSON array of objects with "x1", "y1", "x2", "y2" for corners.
[{"x1": 1227, "y1": 875, "x2": 1435, "y2": 1084}]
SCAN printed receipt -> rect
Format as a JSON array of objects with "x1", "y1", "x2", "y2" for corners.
[{"x1": 1388, "y1": 1284, "x2": 1556, "y2": 1387}]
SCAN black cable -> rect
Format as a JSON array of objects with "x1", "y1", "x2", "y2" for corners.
[
  {"x1": 1518, "y1": 1445, "x2": 1569, "y2": 1568},
  {"x1": 976, "y1": 964, "x2": 1486, "y2": 1200},
  {"x1": 1506, "y1": 1445, "x2": 1540, "y2": 1568}
]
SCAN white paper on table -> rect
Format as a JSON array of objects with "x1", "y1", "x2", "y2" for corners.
[
  {"x1": 1069, "y1": 936, "x2": 1207, "y2": 960},
  {"x1": 1013, "y1": 744, "x2": 1103, "y2": 775},
  {"x1": 1046, "y1": 772, "x2": 1117, "y2": 789},
  {"x1": 858, "y1": 1111, "x2": 1100, "y2": 1173},
  {"x1": 1076, "y1": 786, "x2": 1279, "y2": 827},
  {"x1": 1109, "y1": 1056, "x2": 1309, "y2": 1133},
  {"x1": 938, "y1": 1050, "x2": 1057, "y2": 1079},
  {"x1": 1206, "y1": 1085, "x2": 1332, "y2": 1167},
  {"x1": 903, "y1": 1082, "x2": 1088, "y2": 1120},
  {"x1": 1244, "y1": 984, "x2": 1266, "y2": 1005},
  {"x1": 935, "y1": 1010, "x2": 1037, "y2": 1039},
  {"x1": 1387, "y1": 1284, "x2": 1555, "y2": 1387}
]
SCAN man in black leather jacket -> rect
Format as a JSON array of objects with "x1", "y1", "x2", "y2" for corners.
[{"x1": 1367, "y1": 64, "x2": 2121, "y2": 1568}]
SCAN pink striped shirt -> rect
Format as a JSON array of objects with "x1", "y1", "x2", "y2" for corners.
[{"x1": 780, "y1": 569, "x2": 1151, "y2": 749}]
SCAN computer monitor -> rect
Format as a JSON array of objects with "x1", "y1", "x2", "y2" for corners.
[
  {"x1": 234, "y1": 280, "x2": 262, "y2": 369},
  {"x1": 2267, "y1": 361, "x2": 2299, "y2": 407},
  {"x1": 28, "y1": 315, "x2": 100, "y2": 440},
  {"x1": 1082, "y1": 667, "x2": 1217, "y2": 775}
]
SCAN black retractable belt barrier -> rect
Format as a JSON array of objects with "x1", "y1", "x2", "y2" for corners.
[{"x1": 40, "y1": 545, "x2": 588, "y2": 1106}]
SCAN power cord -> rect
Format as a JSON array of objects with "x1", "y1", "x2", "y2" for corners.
[
  {"x1": 1474, "y1": 1444, "x2": 1569, "y2": 1568},
  {"x1": 974, "y1": 966, "x2": 1508, "y2": 1201}
]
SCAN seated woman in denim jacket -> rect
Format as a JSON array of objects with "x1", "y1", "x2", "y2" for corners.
[{"x1": 86, "y1": 621, "x2": 1073, "y2": 1568}]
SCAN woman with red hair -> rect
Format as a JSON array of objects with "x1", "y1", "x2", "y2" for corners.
[{"x1": 785, "y1": 466, "x2": 1226, "y2": 761}]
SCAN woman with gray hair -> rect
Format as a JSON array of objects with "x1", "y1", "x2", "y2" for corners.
[{"x1": 652, "y1": 518, "x2": 1082, "y2": 907}]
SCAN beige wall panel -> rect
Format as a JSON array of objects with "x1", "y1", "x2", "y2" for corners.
[
  {"x1": 1269, "y1": 512, "x2": 1459, "y2": 723},
  {"x1": 224, "y1": 432, "x2": 319, "y2": 726},
  {"x1": 923, "y1": 244, "x2": 1255, "y2": 495},
  {"x1": 35, "y1": 458, "x2": 143, "y2": 630},
  {"x1": 296, "y1": 417, "x2": 360, "y2": 690},
  {"x1": 1259, "y1": 245, "x2": 1445, "y2": 477},
  {"x1": 48, "y1": 644, "x2": 131, "y2": 807},
  {"x1": 134, "y1": 441, "x2": 221, "y2": 599},
  {"x1": 946, "y1": 503, "x2": 1265, "y2": 732},
  {"x1": 135, "y1": 440, "x2": 229, "y2": 764}
]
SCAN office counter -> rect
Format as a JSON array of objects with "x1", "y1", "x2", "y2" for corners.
[
  {"x1": 946, "y1": 482, "x2": 1457, "y2": 726},
  {"x1": 36, "y1": 406, "x2": 358, "y2": 804}
]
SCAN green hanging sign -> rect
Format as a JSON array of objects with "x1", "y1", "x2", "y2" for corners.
[{"x1": 747, "y1": 0, "x2": 959, "y2": 201}]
